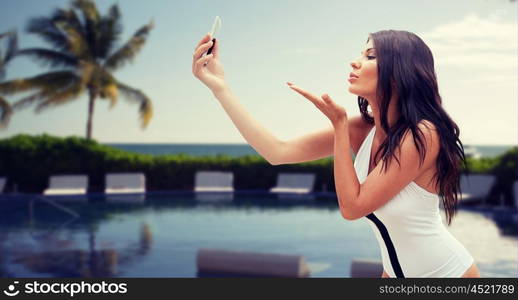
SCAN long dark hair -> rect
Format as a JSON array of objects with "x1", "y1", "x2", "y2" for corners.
[{"x1": 358, "y1": 30, "x2": 466, "y2": 225}]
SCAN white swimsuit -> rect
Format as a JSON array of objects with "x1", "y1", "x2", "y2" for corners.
[{"x1": 353, "y1": 126, "x2": 474, "y2": 277}]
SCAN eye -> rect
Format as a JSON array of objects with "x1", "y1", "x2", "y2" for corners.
[{"x1": 367, "y1": 56, "x2": 376, "y2": 60}]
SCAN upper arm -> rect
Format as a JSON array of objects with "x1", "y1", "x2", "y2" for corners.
[
  {"x1": 274, "y1": 115, "x2": 372, "y2": 165},
  {"x1": 345, "y1": 120, "x2": 440, "y2": 220}
]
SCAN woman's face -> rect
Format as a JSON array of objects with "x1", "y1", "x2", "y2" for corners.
[{"x1": 348, "y1": 38, "x2": 378, "y2": 99}]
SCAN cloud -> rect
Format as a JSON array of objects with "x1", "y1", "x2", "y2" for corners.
[
  {"x1": 418, "y1": 12, "x2": 517, "y2": 72},
  {"x1": 418, "y1": 11, "x2": 517, "y2": 145}
]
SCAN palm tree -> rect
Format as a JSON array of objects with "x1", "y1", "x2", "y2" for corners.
[
  {"x1": 0, "y1": 0, "x2": 154, "y2": 140},
  {"x1": 0, "y1": 30, "x2": 17, "y2": 129}
]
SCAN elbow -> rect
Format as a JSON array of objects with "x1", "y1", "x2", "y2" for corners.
[
  {"x1": 267, "y1": 143, "x2": 285, "y2": 166},
  {"x1": 269, "y1": 159, "x2": 283, "y2": 166},
  {"x1": 341, "y1": 210, "x2": 359, "y2": 221},
  {"x1": 270, "y1": 142, "x2": 287, "y2": 166},
  {"x1": 267, "y1": 140, "x2": 286, "y2": 166},
  {"x1": 339, "y1": 200, "x2": 362, "y2": 221},
  {"x1": 258, "y1": 152, "x2": 282, "y2": 165}
]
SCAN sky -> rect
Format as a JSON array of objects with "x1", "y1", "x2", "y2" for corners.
[{"x1": 0, "y1": 0, "x2": 516, "y2": 145}]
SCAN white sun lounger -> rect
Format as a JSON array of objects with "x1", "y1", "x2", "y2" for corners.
[
  {"x1": 105, "y1": 173, "x2": 146, "y2": 194},
  {"x1": 194, "y1": 171, "x2": 234, "y2": 201},
  {"x1": 270, "y1": 173, "x2": 315, "y2": 194},
  {"x1": 105, "y1": 173, "x2": 146, "y2": 203},
  {"x1": 43, "y1": 175, "x2": 88, "y2": 196},
  {"x1": 196, "y1": 248, "x2": 310, "y2": 277},
  {"x1": 194, "y1": 171, "x2": 234, "y2": 192},
  {"x1": 0, "y1": 177, "x2": 5, "y2": 193},
  {"x1": 270, "y1": 173, "x2": 316, "y2": 200},
  {"x1": 459, "y1": 174, "x2": 495, "y2": 204}
]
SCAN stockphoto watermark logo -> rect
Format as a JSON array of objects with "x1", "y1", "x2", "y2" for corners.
[
  {"x1": 2, "y1": 280, "x2": 127, "y2": 297},
  {"x1": 3, "y1": 281, "x2": 20, "y2": 297}
]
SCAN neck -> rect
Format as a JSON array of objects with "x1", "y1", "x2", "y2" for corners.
[{"x1": 368, "y1": 95, "x2": 399, "y2": 141}]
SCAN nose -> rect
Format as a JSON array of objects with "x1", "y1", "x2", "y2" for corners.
[{"x1": 350, "y1": 59, "x2": 360, "y2": 70}]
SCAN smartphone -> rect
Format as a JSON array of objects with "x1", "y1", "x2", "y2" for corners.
[{"x1": 207, "y1": 16, "x2": 221, "y2": 55}]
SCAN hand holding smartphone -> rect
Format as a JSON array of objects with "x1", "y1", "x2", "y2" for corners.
[
  {"x1": 193, "y1": 16, "x2": 226, "y2": 92},
  {"x1": 206, "y1": 16, "x2": 221, "y2": 55}
]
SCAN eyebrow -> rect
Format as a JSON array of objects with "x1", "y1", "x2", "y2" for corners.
[{"x1": 361, "y1": 48, "x2": 375, "y2": 55}]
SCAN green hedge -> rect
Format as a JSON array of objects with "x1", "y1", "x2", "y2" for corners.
[
  {"x1": 0, "y1": 134, "x2": 334, "y2": 193},
  {"x1": 0, "y1": 134, "x2": 516, "y2": 205}
]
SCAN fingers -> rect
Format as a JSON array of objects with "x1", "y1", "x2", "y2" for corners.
[
  {"x1": 287, "y1": 82, "x2": 324, "y2": 107},
  {"x1": 322, "y1": 93, "x2": 332, "y2": 103},
  {"x1": 193, "y1": 40, "x2": 214, "y2": 60},
  {"x1": 193, "y1": 53, "x2": 213, "y2": 74},
  {"x1": 195, "y1": 32, "x2": 212, "y2": 50},
  {"x1": 212, "y1": 38, "x2": 220, "y2": 59}
]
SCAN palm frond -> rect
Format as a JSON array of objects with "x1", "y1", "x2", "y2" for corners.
[
  {"x1": 98, "y1": 4, "x2": 122, "y2": 58},
  {"x1": 98, "y1": 70, "x2": 118, "y2": 108},
  {"x1": 11, "y1": 91, "x2": 46, "y2": 111},
  {"x1": 72, "y1": 0, "x2": 100, "y2": 23},
  {"x1": 16, "y1": 48, "x2": 79, "y2": 69},
  {"x1": 116, "y1": 81, "x2": 153, "y2": 128},
  {"x1": 0, "y1": 71, "x2": 79, "y2": 95},
  {"x1": 55, "y1": 21, "x2": 90, "y2": 58},
  {"x1": 52, "y1": 7, "x2": 85, "y2": 38},
  {"x1": 10, "y1": 74, "x2": 85, "y2": 112},
  {"x1": 52, "y1": 7, "x2": 92, "y2": 58},
  {"x1": 0, "y1": 30, "x2": 18, "y2": 62},
  {"x1": 7, "y1": 64, "x2": 92, "y2": 111},
  {"x1": 25, "y1": 17, "x2": 70, "y2": 53},
  {"x1": 104, "y1": 20, "x2": 154, "y2": 71},
  {"x1": 0, "y1": 78, "x2": 39, "y2": 95},
  {"x1": 0, "y1": 30, "x2": 18, "y2": 79},
  {"x1": 100, "y1": 82, "x2": 118, "y2": 108},
  {"x1": 26, "y1": 8, "x2": 92, "y2": 59},
  {"x1": 34, "y1": 79, "x2": 85, "y2": 113},
  {"x1": 72, "y1": 0, "x2": 100, "y2": 57},
  {"x1": 0, "y1": 96, "x2": 13, "y2": 129}
]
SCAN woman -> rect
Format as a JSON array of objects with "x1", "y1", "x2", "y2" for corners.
[{"x1": 192, "y1": 29, "x2": 481, "y2": 278}]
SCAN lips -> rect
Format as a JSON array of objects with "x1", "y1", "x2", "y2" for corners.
[{"x1": 349, "y1": 72, "x2": 359, "y2": 79}]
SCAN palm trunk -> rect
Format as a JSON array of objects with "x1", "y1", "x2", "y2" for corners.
[{"x1": 86, "y1": 88, "x2": 96, "y2": 140}]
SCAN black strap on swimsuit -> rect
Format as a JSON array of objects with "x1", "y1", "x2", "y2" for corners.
[{"x1": 366, "y1": 212, "x2": 406, "y2": 278}]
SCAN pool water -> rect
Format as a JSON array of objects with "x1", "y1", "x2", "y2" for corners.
[{"x1": 0, "y1": 193, "x2": 516, "y2": 278}]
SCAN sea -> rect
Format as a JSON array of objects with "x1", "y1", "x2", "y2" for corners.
[{"x1": 104, "y1": 143, "x2": 515, "y2": 158}]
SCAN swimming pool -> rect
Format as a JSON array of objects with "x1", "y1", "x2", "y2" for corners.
[{"x1": 0, "y1": 192, "x2": 516, "y2": 277}]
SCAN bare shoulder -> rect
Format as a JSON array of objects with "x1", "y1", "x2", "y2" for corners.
[
  {"x1": 348, "y1": 115, "x2": 374, "y2": 156},
  {"x1": 415, "y1": 119, "x2": 440, "y2": 149},
  {"x1": 419, "y1": 119, "x2": 440, "y2": 159},
  {"x1": 400, "y1": 119, "x2": 440, "y2": 167}
]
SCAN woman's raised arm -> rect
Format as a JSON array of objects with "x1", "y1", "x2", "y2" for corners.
[
  {"x1": 193, "y1": 33, "x2": 283, "y2": 164},
  {"x1": 193, "y1": 33, "x2": 370, "y2": 165}
]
